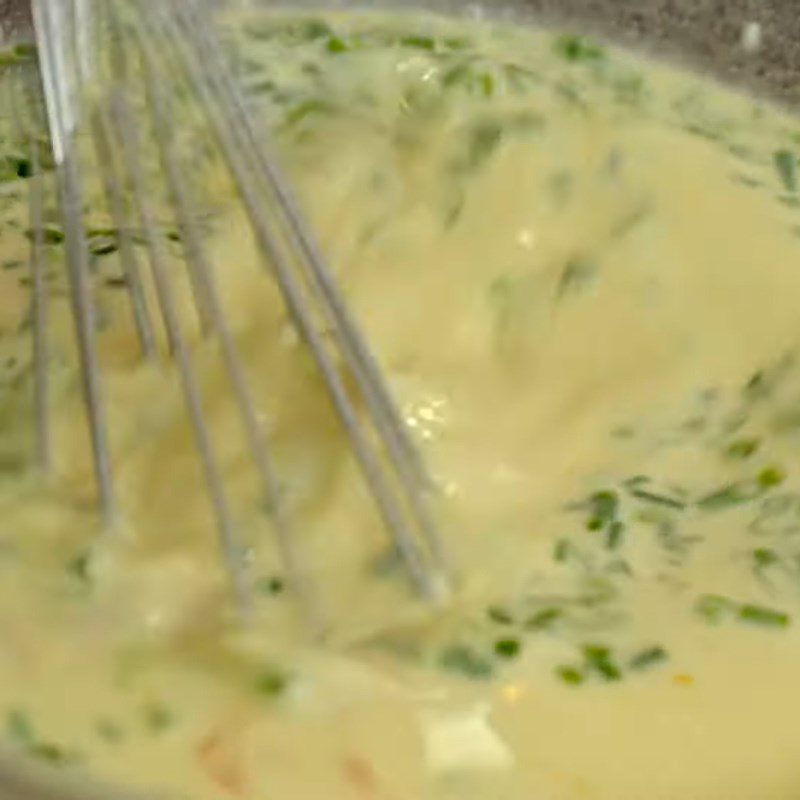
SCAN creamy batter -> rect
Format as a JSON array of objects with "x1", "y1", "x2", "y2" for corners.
[{"x1": 0, "y1": 9, "x2": 799, "y2": 800}]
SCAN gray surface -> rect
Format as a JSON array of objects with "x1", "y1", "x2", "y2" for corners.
[
  {"x1": 513, "y1": 0, "x2": 800, "y2": 109},
  {"x1": 0, "y1": 0, "x2": 30, "y2": 42}
]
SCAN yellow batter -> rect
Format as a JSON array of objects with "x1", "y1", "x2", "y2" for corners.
[{"x1": 0, "y1": 9, "x2": 799, "y2": 799}]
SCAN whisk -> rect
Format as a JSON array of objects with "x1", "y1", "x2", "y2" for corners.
[{"x1": 20, "y1": 0, "x2": 450, "y2": 623}]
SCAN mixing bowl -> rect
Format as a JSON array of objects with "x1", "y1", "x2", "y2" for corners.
[{"x1": 0, "y1": 0, "x2": 797, "y2": 798}]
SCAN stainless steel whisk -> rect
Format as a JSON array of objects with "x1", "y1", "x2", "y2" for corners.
[{"x1": 24, "y1": 0, "x2": 450, "y2": 621}]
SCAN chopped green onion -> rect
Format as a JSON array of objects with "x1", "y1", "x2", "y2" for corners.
[
  {"x1": 610, "y1": 203, "x2": 652, "y2": 238},
  {"x1": 440, "y1": 645, "x2": 493, "y2": 679},
  {"x1": 585, "y1": 490, "x2": 618, "y2": 529},
  {"x1": 582, "y1": 644, "x2": 622, "y2": 681},
  {"x1": 1, "y1": 156, "x2": 33, "y2": 180},
  {"x1": 553, "y1": 538, "x2": 572, "y2": 562},
  {"x1": 463, "y1": 121, "x2": 503, "y2": 169},
  {"x1": 525, "y1": 607, "x2": 564, "y2": 630},
  {"x1": 6, "y1": 709, "x2": 34, "y2": 746},
  {"x1": 556, "y1": 665, "x2": 584, "y2": 685},
  {"x1": 13, "y1": 43, "x2": 37, "y2": 59},
  {"x1": 557, "y1": 257, "x2": 597, "y2": 298},
  {"x1": 327, "y1": 36, "x2": 350, "y2": 53},
  {"x1": 66, "y1": 551, "x2": 92, "y2": 586},
  {"x1": 5, "y1": 710, "x2": 75, "y2": 764},
  {"x1": 143, "y1": 703, "x2": 174, "y2": 734},
  {"x1": 299, "y1": 19, "x2": 334, "y2": 40},
  {"x1": 726, "y1": 438, "x2": 760, "y2": 459},
  {"x1": 695, "y1": 594, "x2": 737, "y2": 624},
  {"x1": 586, "y1": 516, "x2": 604, "y2": 532},
  {"x1": 29, "y1": 743, "x2": 73, "y2": 764},
  {"x1": 254, "y1": 668, "x2": 290, "y2": 697},
  {"x1": 697, "y1": 484, "x2": 754, "y2": 510},
  {"x1": 739, "y1": 604, "x2": 790, "y2": 628},
  {"x1": 25, "y1": 224, "x2": 64, "y2": 245},
  {"x1": 753, "y1": 547, "x2": 780, "y2": 568},
  {"x1": 89, "y1": 236, "x2": 119, "y2": 257},
  {"x1": 774, "y1": 149, "x2": 798, "y2": 193},
  {"x1": 493, "y1": 638, "x2": 521, "y2": 659},
  {"x1": 554, "y1": 35, "x2": 605, "y2": 62},
  {"x1": 442, "y1": 63, "x2": 473, "y2": 89},
  {"x1": 255, "y1": 576, "x2": 285, "y2": 596},
  {"x1": 628, "y1": 646, "x2": 668, "y2": 671},
  {"x1": 629, "y1": 488, "x2": 686, "y2": 510},
  {"x1": 606, "y1": 520, "x2": 625, "y2": 550},
  {"x1": 400, "y1": 35, "x2": 436, "y2": 50},
  {"x1": 283, "y1": 98, "x2": 333, "y2": 128},
  {"x1": 443, "y1": 37, "x2": 471, "y2": 50},
  {"x1": 487, "y1": 606, "x2": 514, "y2": 625},
  {"x1": 757, "y1": 466, "x2": 785, "y2": 489}
]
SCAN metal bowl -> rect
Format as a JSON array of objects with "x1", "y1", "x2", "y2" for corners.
[{"x1": 0, "y1": 0, "x2": 796, "y2": 798}]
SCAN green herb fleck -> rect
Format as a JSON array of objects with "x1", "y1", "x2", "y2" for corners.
[
  {"x1": 557, "y1": 256, "x2": 597, "y2": 298},
  {"x1": 283, "y1": 98, "x2": 333, "y2": 128},
  {"x1": 525, "y1": 607, "x2": 564, "y2": 630},
  {"x1": 695, "y1": 594, "x2": 737, "y2": 624},
  {"x1": 444, "y1": 37, "x2": 471, "y2": 50},
  {"x1": 726, "y1": 438, "x2": 760, "y2": 459},
  {"x1": 89, "y1": 234, "x2": 119, "y2": 257},
  {"x1": 556, "y1": 665, "x2": 584, "y2": 685},
  {"x1": 610, "y1": 203, "x2": 652, "y2": 238},
  {"x1": 6, "y1": 709, "x2": 35, "y2": 746},
  {"x1": 494, "y1": 638, "x2": 521, "y2": 659},
  {"x1": 13, "y1": 43, "x2": 37, "y2": 60},
  {"x1": 29, "y1": 743, "x2": 73, "y2": 764},
  {"x1": 5, "y1": 710, "x2": 75, "y2": 764},
  {"x1": 582, "y1": 644, "x2": 622, "y2": 681},
  {"x1": 66, "y1": 551, "x2": 93, "y2": 585},
  {"x1": 143, "y1": 703, "x2": 174, "y2": 734},
  {"x1": 555, "y1": 34, "x2": 605, "y2": 62},
  {"x1": 630, "y1": 488, "x2": 685, "y2": 510},
  {"x1": 400, "y1": 35, "x2": 436, "y2": 50},
  {"x1": 697, "y1": 484, "x2": 755, "y2": 510},
  {"x1": 753, "y1": 547, "x2": 780, "y2": 568},
  {"x1": 758, "y1": 466, "x2": 785, "y2": 489},
  {"x1": 442, "y1": 63, "x2": 473, "y2": 89},
  {"x1": 553, "y1": 538, "x2": 572, "y2": 562},
  {"x1": 487, "y1": 606, "x2": 514, "y2": 625},
  {"x1": 606, "y1": 520, "x2": 625, "y2": 550},
  {"x1": 25, "y1": 224, "x2": 64, "y2": 245},
  {"x1": 774, "y1": 149, "x2": 798, "y2": 193},
  {"x1": 440, "y1": 645, "x2": 493, "y2": 680},
  {"x1": 0, "y1": 156, "x2": 33, "y2": 180},
  {"x1": 255, "y1": 576, "x2": 285, "y2": 596},
  {"x1": 326, "y1": 36, "x2": 350, "y2": 53},
  {"x1": 254, "y1": 667, "x2": 290, "y2": 697},
  {"x1": 628, "y1": 646, "x2": 668, "y2": 670},
  {"x1": 739, "y1": 604, "x2": 790, "y2": 628},
  {"x1": 463, "y1": 121, "x2": 503, "y2": 169},
  {"x1": 585, "y1": 490, "x2": 619, "y2": 530},
  {"x1": 0, "y1": 49, "x2": 19, "y2": 67},
  {"x1": 299, "y1": 19, "x2": 334, "y2": 40}
]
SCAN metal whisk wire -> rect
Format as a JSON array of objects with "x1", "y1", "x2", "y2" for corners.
[
  {"x1": 28, "y1": 0, "x2": 451, "y2": 619},
  {"x1": 32, "y1": 0, "x2": 115, "y2": 521}
]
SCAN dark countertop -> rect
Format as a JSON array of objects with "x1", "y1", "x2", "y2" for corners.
[{"x1": 519, "y1": 0, "x2": 800, "y2": 109}]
